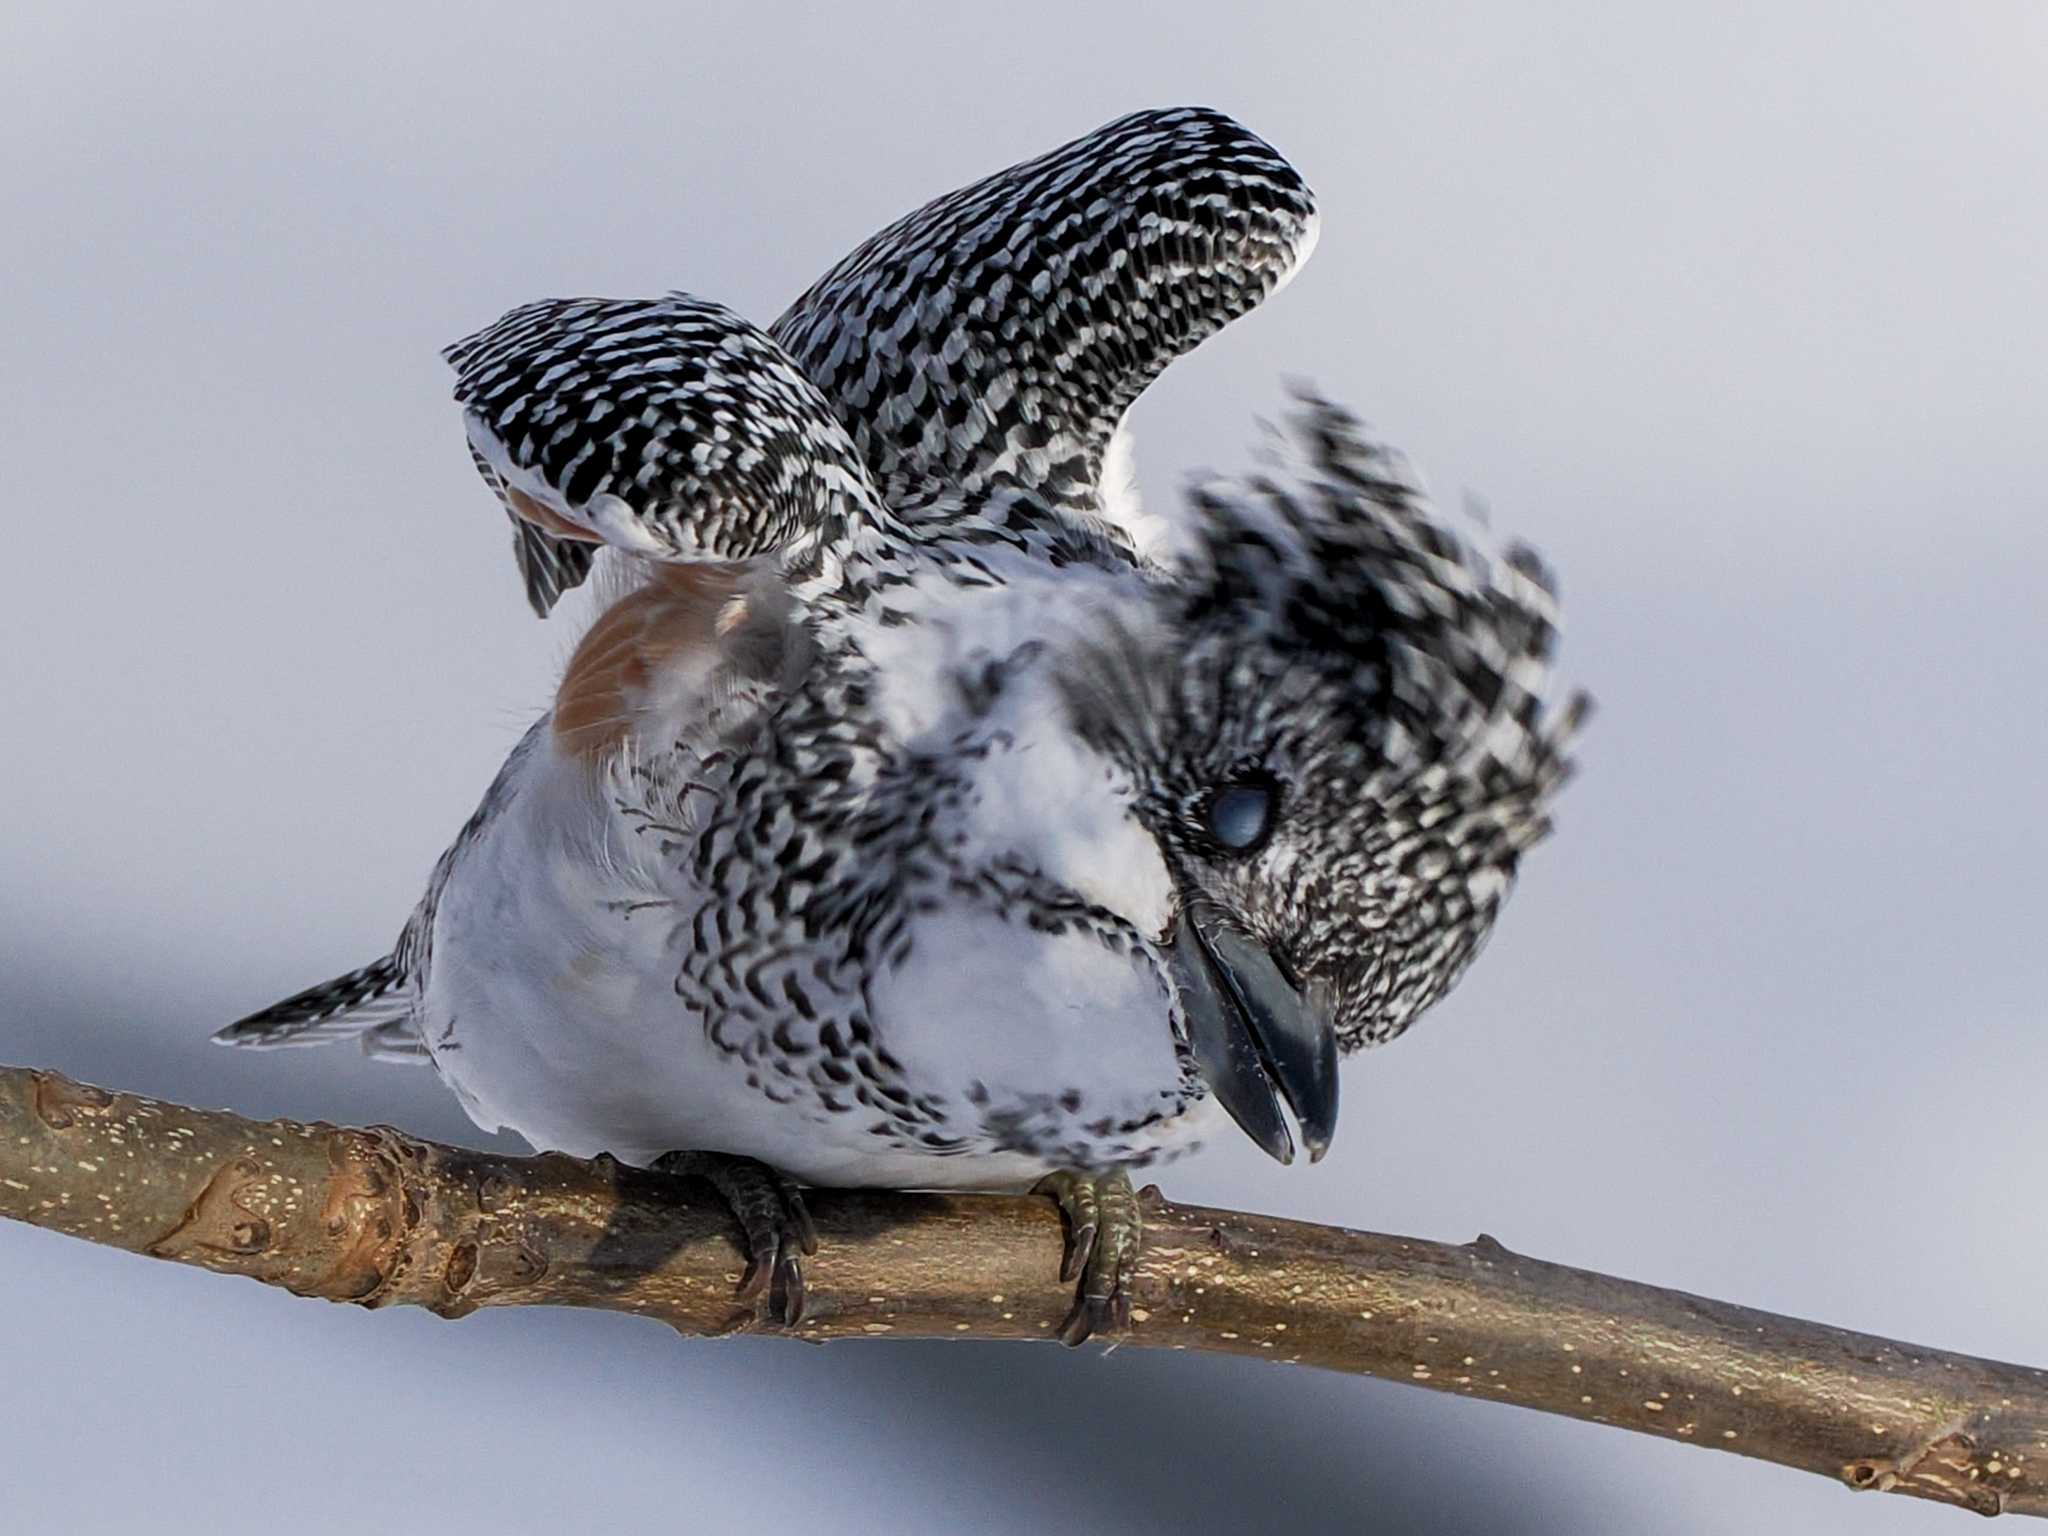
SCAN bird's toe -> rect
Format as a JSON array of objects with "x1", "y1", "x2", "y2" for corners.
[
  {"x1": 653, "y1": 1150, "x2": 817, "y2": 1327},
  {"x1": 1034, "y1": 1168, "x2": 1142, "y2": 1346}
]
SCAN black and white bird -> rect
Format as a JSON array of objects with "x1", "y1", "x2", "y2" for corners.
[{"x1": 220, "y1": 108, "x2": 1586, "y2": 1338}]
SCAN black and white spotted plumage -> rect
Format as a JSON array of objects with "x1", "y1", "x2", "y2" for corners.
[
  {"x1": 224, "y1": 109, "x2": 1584, "y2": 1188},
  {"x1": 454, "y1": 108, "x2": 1317, "y2": 614},
  {"x1": 1064, "y1": 394, "x2": 1588, "y2": 1054},
  {"x1": 773, "y1": 106, "x2": 1319, "y2": 525},
  {"x1": 448, "y1": 294, "x2": 886, "y2": 613},
  {"x1": 225, "y1": 954, "x2": 411, "y2": 1045}
]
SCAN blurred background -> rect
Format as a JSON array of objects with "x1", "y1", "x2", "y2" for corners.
[{"x1": 3, "y1": 3, "x2": 2043, "y2": 1531}]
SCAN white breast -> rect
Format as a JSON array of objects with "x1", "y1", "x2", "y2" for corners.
[{"x1": 416, "y1": 551, "x2": 1209, "y2": 1186}]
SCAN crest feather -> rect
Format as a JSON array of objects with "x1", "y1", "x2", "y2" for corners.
[{"x1": 1185, "y1": 390, "x2": 1589, "y2": 813}]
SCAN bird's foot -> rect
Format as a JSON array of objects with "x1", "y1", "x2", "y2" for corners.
[
  {"x1": 651, "y1": 1150, "x2": 818, "y2": 1326},
  {"x1": 1034, "y1": 1168, "x2": 1143, "y2": 1346}
]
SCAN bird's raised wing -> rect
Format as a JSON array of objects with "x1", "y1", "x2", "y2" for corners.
[
  {"x1": 772, "y1": 106, "x2": 1319, "y2": 541},
  {"x1": 446, "y1": 293, "x2": 882, "y2": 615}
]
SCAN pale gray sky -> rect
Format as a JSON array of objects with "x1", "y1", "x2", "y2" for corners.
[{"x1": 3, "y1": 4, "x2": 2045, "y2": 1532}]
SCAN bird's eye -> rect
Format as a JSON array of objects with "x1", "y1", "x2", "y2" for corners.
[{"x1": 1205, "y1": 779, "x2": 1277, "y2": 853}]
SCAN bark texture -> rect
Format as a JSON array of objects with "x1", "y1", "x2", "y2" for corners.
[{"x1": 4, "y1": 1063, "x2": 2044, "y2": 1518}]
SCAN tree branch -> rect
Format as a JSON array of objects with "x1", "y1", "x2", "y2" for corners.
[{"x1": 4, "y1": 1063, "x2": 2043, "y2": 1518}]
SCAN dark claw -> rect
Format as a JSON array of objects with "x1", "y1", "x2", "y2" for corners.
[
  {"x1": 1063, "y1": 1210, "x2": 1098, "y2": 1284},
  {"x1": 651, "y1": 1150, "x2": 815, "y2": 1326},
  {"x1": 781, "y1": 1179, "x2": 820, "y2": 1257},
  {"x1": 737, "y1": 1247, "x2": 773, "y2": 1301},
  {"x1": 775, "y1": 1250, "x2": 806, "y2": 1327}
]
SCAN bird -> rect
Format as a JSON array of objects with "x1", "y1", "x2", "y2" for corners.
[{"x1": 218, "y1": 108, "x2": 1587, "y2": 1340}]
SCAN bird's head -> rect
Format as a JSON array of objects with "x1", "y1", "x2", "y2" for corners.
[{"x1": 1059, "y1": 394, "x2": 1589, "y2": 1165}]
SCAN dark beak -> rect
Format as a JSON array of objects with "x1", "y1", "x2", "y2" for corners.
[{"x1": 1167, "y1": 907, "x2": 1340, "y2": 1165}]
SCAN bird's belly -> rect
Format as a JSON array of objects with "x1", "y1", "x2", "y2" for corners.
[
  {"x1": 421, "y1": 872, "x2": 1212, "y2": 1187},
  {"x1": 418, "y1": 834, "x2": 708, "y2": 1166},
  {"x1": 425, "y1": 925, "x2": 1212, "y2": 1186},
  {"x1": 416, "y1": 743, "x2": 1213, "y2": 1186},
  {"x1": 860, "y1": 905, "x2": 1204, "y2": 1170}
]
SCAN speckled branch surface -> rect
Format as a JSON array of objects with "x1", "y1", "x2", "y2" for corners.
[{"x1": 4, "y1": 1065, "x2": 2044, "y2": 1519}]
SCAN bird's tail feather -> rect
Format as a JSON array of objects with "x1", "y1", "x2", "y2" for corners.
[
  {"x1": 215, "y1": 955, "x2": 421, "y2": 1055},
  {"x1": 360, "y1": 1017, "x2": 434, "y2": 1063}
]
